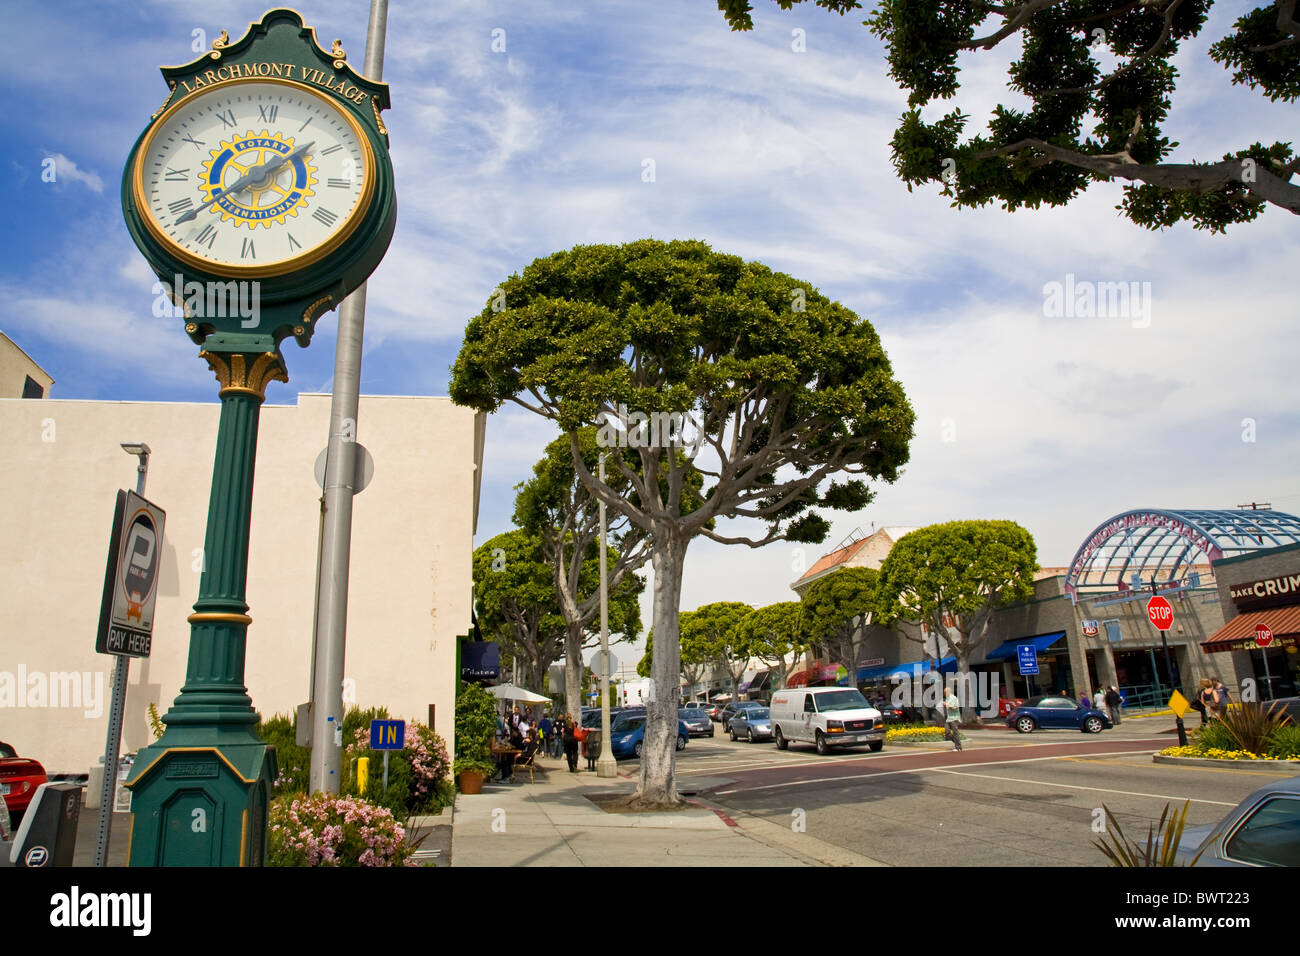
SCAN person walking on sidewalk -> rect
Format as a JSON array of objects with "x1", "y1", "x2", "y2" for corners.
[
  {"x1": 1104, "y1": 686, "x2": 1122, "y2": 726},
  {"x1": 563, "y1": 714, "x2": 581, "y2": 772},
  {"x1": 943, "y1": 686, "x2": 963, "y2": 751}
]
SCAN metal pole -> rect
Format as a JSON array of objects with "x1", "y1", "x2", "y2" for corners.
[
  {"x1": 95, "y1": 448, "x2": 148, "y2": 866},
  {"x1": 383, "y1": 750, "x2": 390, "y2": 793},
  {"x1": 310, "y1": 0, "x2": 388, "y2": 794},
  {"x1": 1261, "y1": 647, "x2": 1274, "y2": 702},
  {"x1": 597, "y1": 453, "x2": 616, "y2": 777}
]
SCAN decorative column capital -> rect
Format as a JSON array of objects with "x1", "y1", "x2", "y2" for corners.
[{"x1": 198, "y1": 333, "x2": 288, "y2": 400}]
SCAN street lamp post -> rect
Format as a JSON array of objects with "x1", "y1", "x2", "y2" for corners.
[
  {"x1": 596, "y1": 453, "x2": 617, "y2": 778},
  {"x1": 92, "y1": 442, "x2": 150, "y2": 867}
]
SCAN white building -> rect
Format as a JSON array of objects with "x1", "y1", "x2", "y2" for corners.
[{"x1": 1, "y1": 336, "x2": 483, "y2": 774}]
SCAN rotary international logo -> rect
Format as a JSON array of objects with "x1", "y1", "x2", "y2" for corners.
[{"x1": 200, "y1": 130, "x2": 317, "y2": 228}]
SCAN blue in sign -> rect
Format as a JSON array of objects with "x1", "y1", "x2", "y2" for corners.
[
  {"x1": 370, "y1": 719, "x2": 405, "y2": 750},
  {"x1": 1016, "y1": 645, "x2": 1039, "y2": 676}
]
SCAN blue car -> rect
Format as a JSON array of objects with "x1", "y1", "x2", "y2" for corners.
[
  {"x1": 1007, "y1": 695, "x2": 1112, "y2": 734},
  {"x1": 609, "y1": 714, "x2": 690, "y2": 758}
]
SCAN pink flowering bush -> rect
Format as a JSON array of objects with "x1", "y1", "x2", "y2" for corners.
[
  {"x1": 267, "y1": 792, "x2": 420, "y2": 867},
  {"x1": 340, "y1": 709, "x2": 453, "y2": 818}
]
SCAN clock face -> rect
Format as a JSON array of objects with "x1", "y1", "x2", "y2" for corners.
[{"x1": 134, "y1": 77, "x2": 375, "y2": 277}]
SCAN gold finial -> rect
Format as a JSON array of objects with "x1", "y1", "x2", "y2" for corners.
[
  {"x1": 331, "y1": 39, "x2": 346, "y2": 60},
  {"x1": 213, "y1": 30, "x2": 229, "y2": 50}
]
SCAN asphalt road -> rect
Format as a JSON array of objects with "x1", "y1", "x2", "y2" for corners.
[{"x1": 623, "y1": 721, "x2": 1297, "y2": 866}]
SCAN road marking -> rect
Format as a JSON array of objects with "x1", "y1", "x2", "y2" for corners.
[
  {"x1": 930, "y1": 768, "x2": 1238, "y2": 807},
  {"x1": 714, "y1": 748, "x2": 1168, "y2": 796}
]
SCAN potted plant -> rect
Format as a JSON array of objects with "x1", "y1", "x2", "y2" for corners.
[{"x1": 454, "y1": 682, "x2": 498, "y2": 793}]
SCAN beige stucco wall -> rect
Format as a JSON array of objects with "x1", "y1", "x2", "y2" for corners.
[
  {"x1": 0, "y1": 393, "x2": 478, "y2": 773},
  {"x1": 0, "y1": 332, "x2": 55, "y2": 398}
]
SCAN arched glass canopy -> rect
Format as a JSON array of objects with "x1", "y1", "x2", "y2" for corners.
[{"x1": 1064, "y1": 509, "x2": 1300, "y2": 601}]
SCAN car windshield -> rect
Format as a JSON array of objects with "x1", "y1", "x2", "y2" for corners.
[
  {"x1": 815, "y1": 690, "x2": 871, "y2": 712},
  {"x1": 613, "y1": 716, "x2": 646, "y2": 732},
  {"x1": 0, "y1": 742, "x2": 16, "y2": 759}
]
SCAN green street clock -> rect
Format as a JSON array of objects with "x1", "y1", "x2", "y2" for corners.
[
  {"x1": 122, "y1": 8, "x2": 396, "y2": 348},
  {"x1": 119, "y1": 9, "x2": 398, "y2": 868}
]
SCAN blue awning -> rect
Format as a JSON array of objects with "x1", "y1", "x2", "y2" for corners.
[
  {"x1": 983, "y1": 631, "x2": 1067, "y2": 663},
  {"x1": 858, "y1": 656, "x2": 957, "y2": 682}
]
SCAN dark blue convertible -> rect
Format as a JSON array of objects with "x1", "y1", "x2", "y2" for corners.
[{"x1": 1006, "y1": 695, "x2": 1112, "y2": 734}]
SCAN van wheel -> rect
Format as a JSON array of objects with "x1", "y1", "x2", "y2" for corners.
[
  {"x1": 869, "y1": 741, "x2": 883, "y2": 752},
  {"x1": 815, "y1": 732, "x2": 829, "y2": 756},
  {"x1": 775, "y1": 728, "x2": 788, "y2": 750}
]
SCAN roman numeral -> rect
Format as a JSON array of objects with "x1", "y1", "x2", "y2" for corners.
[
  {"x1": 164, "y1": 167, "x2": 189, "y2": 181},
  {"x1": 215, "y1": 109, "x2": 237, "y2": 128},
  {"x1": 312, "y1": 207, "x2": 338, "y2": 227},
  {"x1": 195, "y1": 224, "x2": 218, "y2": 249},
  {"x1": 241, "y1": 237, "x2": 256, "y2": 259},
  {"x1": 167, "y1": 197, "x2": 194, "y2": 216},
  {"x1": 257, "y1": 104, "x2": 278, "y2": 123},
  {"x1": 288, "y1": 233, "x2": 302, "y2": 251},
  {"x1": 182, "y1": 134, "x2": 205, "y2": 149},
  {"x1": 327, "y1": 178, "x2": 351, "y2": 188},
  {"x1": 321, "y1": 144, "x2": 342, "y2": 155}
]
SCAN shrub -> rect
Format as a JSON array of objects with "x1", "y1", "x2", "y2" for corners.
[
  {"x1": 1267, "y1": 724, "x2": 1300, "y2": 760},
  {"x1": 256, "y1": 713, "x2": 311, "y2": 795},
  {"x1": 343, "y1": 718, "x2": 452, "y2": 819},
  {"x1": 1192, "y1": 719, "x2": 1239, "y2": 754},
  {"x1": 267, "y1": 792, "x2": 419, "y2": 867},
  {"x1": 1217, "y1": 701, "x2": 1292, "y2": 756},
  {"x1": 454, "y1": 682, "x2": 499, "y2": 781}
]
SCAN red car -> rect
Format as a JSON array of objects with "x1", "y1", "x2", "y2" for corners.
[{"x1": 0, "y1": 741, "x2": 48, "y2": 822}]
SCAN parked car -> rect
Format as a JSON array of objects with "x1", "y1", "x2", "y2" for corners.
[
  {"x1": 608, "y1": 714, "x2": 690, "y2": 758},
  {"x1": 1006, "y1": 696, "x2": 1111, "y2": 734},
  {"x1": 705, "y1": 701, "x2": 726, "y2": 721},
  {"x1": 769, "y1": 687, "x2": 885, "y2": 754},
  {"x1": 0, "y1": 741, "x2": 47, "y2": 824},
  {"x1": 1174, "y1": 775, "x2": 1300, "y2": 867},
  {"x1": 718, "y1": 700, "x2": 766, "y2": 727},
  {"x1": 679, "y1": 709, "x2": 714, "y2": 737},
  {"x1": 728, "y1": 707, "x2": 774, "y2": 742}
]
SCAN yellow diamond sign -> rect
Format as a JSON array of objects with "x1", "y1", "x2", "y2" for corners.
[{"x1": 1168, "y1": 690, "x2": 1191, "y2": 718}]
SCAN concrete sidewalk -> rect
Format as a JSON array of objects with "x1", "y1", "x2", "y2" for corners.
[{"x1": 449, "y1": 757, "x2": 886, "y2": 867}]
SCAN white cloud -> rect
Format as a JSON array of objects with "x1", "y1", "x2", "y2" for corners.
[{"x1": 41, "y1": 152, "x2": 103, "y2": 193}]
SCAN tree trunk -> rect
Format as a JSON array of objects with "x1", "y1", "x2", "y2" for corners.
[
  {"x1": 564, "y1": 621, "x2": 584, "y2": 722},
  {"x1": 636, "y1": 530, "x2": 687, "y2": 807}
]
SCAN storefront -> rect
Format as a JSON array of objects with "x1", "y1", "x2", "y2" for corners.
[{"x1": 1205, "y1": 552, "x2": 1300, "y2": 700}]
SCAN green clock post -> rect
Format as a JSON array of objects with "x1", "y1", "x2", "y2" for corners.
[{"x1": 119, "y1": 9, "x2": 396, "y2": 866}]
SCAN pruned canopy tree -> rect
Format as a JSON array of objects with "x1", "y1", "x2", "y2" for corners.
[
  {"x1": 799, "y1": 566, "x2": 880, "y2": 680},
  {"x1": 471, "y1": 531, "x2": 566, "y2": 693},
  {"x1": 876, "y1": 521, "x2": 1038, "y2": 719},
  {"x1": 734, "y1": 601, "x2": 808, "y2": 689},
  {"x1": 719, "y1": 1, "x2": 1300, "y2": 231},
  {"x1": 514, "y1": 428, "x2": 648, "y2": 716},
  {"x1": 682, "y1": 601, "x2": 755, "y2": 699},
  {"x1": 451, "y1": 239, "x2": 914, "y2": 806}
]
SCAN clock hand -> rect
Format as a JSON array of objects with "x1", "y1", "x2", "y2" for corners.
[{"x1": 174, "y1": 141, "x2": 315, "y2": 225}]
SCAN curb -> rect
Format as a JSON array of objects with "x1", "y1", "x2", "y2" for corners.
[{"x1": 1152, "y1": 754, "x2": 1300, "y2": 770}]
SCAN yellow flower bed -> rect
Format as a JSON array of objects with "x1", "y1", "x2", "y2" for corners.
[
  {"x1": 1158, "y1": 745, "x2": 1289, "y2": 761},
  {"x1": 886, "y1": 727, "x2": 947, "y2": 742}
]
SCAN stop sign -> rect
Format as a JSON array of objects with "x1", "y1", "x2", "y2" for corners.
[
  {"x1": 1146, "y1": 596, "x2": 1174, "y2": 631},
  {"x1": 1255, "y1": 623, "x2": 1274, "y2": 647}
]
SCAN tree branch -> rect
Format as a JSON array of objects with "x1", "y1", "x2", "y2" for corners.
[
  {"x1": 1045, "y1": 0, "x2": 1187, "y2": 97},
  {"x1": 974, "y1": 138, "x2": 1300, "y2": 214},
  {"x1": 1251, "y1": 0, "x2": 1299, "y2": 52}
]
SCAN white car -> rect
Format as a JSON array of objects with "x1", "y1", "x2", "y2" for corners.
[{"x1": 769, "y1": 687, "x2": 885, "y2": 755}]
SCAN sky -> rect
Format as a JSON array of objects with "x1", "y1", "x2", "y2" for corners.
[{"x1": 4, "y1": 0, "x2": 1298, "y2": 660}]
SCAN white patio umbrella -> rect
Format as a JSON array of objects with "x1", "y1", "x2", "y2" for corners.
[{"x1": 488, "y1": 683, "x2": 551, "y2": 704}]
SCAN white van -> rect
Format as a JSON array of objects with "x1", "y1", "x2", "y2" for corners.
[{"x1": 769, "y1": 687, "x2": 885, "y2": 755}]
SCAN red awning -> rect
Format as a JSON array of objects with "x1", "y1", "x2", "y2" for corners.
[
  {"x1": 784, "y1": 667, "x2": 816, "y2": 688},
  {"x1": 1202, "y1": 606, "x2": 1300, "y2": 653}
]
